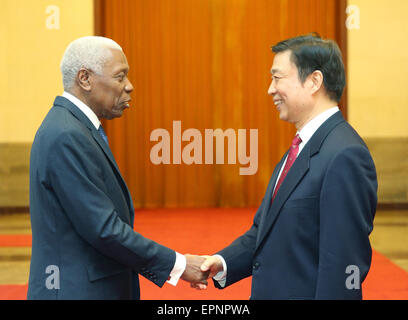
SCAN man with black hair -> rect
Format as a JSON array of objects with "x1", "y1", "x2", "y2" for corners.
[{"x1": 195, "y1": 34, "x2": 378, "y2": 300}]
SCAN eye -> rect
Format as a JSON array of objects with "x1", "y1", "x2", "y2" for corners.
[{"x1": 116, "y1": 74, "x2": 125, "y2": 82}]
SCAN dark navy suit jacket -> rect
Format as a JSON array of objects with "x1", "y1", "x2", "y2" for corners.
[
  {"x1": 28, "y1": 96, "x2": 175, "y2": 299},
  {"x1": 215, "y1": 111, "x2": 378, "y2": 299}
]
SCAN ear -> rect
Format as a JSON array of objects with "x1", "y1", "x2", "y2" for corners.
[
  {"x1": 76, "y1": 68, "x2": 92, "y2": 91},
  {"x1": 309, "y1": 70, "x2": 324, "y2": 95}
]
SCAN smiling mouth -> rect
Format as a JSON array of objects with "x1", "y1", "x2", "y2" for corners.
[{"x1": 274, "y1": 99, "x2": 283, "y2": 106}]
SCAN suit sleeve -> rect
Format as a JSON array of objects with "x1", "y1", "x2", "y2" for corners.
[
  {"x1": 46, "y1": 129, "x2": 176, "y2": 287},
  {"x1": 316, "y1": 145, "x2": 377, "y2": 299},
  {"x1": 213, "y1": 196, "x2": 267, "y2": 289}
]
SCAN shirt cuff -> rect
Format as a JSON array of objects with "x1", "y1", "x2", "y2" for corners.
[
  {"x1": 166, "y1": 252, "x2": 186, "y2": 286},
  {"x1": 212, "y1": 254, "x2": 227, "y2": 287}
]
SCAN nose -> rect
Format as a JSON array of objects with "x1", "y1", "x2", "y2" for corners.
[
  {"x1": 268, "y1": 80, "x2": 276, "y2": 96},
  {"x1": 125, "y1": 78, "x2": 134, "y2": 93}
]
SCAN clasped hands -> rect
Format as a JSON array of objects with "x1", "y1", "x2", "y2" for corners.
[{"x1": 180, "y1": 254, "x2": 223, "y2": 290}]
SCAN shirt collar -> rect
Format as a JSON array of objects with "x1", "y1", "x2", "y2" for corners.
[
  {"x1": 297, "y1": 107, "x2": 340, "y2": 146},
  {"x1": 62, "y1": 91, "x2": 101, "y2": 130}
]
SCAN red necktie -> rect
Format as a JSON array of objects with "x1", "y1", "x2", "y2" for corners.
[{"x1": 272, "y1": 134, "x2": 302, "y2": 201}]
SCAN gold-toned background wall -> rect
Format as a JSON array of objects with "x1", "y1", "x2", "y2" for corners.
[
  {"x1": 0, "y1": 0, "x2": 94, "y2": 143},
  {"x1": 348, "y1": 0, "x2": 408, "y2": 203},
  {"x1": 1, "y1": 0, "x2": 406, "y2": 208},
  {"x1": 0, "y1": 0, "x2": 94, "y2": 207},
  {"x1": 348, "y1": 0, "x2": 408, "y2": 137}
]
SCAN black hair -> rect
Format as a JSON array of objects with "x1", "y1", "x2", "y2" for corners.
[{"x1": 272, "y1": 33, "x2": 345, "y2": 102}]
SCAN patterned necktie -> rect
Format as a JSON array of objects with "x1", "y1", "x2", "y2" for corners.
[
  {"x1": 98, "y1": 125, "x2": 109, "y2": 146},
  {"x1": 272, "y1": 134, "x2": 302, "y2": 201}
]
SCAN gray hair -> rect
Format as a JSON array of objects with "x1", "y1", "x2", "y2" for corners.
[{"x1": 60, "y1": 36, "x2": 123, "y2": 91}]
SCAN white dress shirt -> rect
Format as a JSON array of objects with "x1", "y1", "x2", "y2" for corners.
[
  {"x1": 62, "y1": 91, "x2": 186, "y2": 286},
  {"x1": 62, "y1": 91, "x2": 101, "y2": 129},
  {"x1": 214, "y1": 106, "x2": 340, "y2": 286},
  {"x1": 272, "y1": 106, "x2": 340, "y2": 192}
]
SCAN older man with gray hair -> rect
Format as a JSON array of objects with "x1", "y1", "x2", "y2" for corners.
[{"x1": 28, "y1": 36, "x2": 207, "y2": 299}]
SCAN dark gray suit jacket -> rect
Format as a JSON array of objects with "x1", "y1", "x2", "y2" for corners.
[
  {"x1": 215, "y1": 111, "x2": 378, "y2": 299},
  {"x1": 28, "y1": 96, "x2": 175, "y2": 299}
]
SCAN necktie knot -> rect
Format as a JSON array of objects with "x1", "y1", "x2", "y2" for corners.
[{"x1": 292, "y1": 134, "x2": 302, "y2": 147}]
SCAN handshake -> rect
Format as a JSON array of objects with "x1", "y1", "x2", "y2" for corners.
[{"x1": 179, "y1": 254, "x2": 224, "y2": 289}]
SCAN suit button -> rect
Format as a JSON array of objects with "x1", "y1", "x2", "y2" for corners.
[{"x1": 253, "y1": 262, "x2": 260, "y2": 270}]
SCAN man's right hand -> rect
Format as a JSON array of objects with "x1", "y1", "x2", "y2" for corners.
[
  {"x1": 190, "y1": 255, "x2": 224, "y2": 290},
  {"x1": 180, "y1": 254, "x2": 209, "y2": 284}
]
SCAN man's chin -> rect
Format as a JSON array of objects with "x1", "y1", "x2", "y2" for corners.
[
  {"x1": 102, "y1": 113, "x2": 121, "y2": 121},
  {"x1": 278, "y1": 111, "x2": 287, "y2": 121},
  {"x1": 109, "y1": 109, "x2": 125, "y2": 119}
]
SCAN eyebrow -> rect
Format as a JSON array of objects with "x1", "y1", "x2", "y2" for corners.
[
  {"x1": 270, "y1": 68, "x2": 281, "y2": 75},
  {"x1": 114, "y1": 67, "x2": 129, "y2": 76}
]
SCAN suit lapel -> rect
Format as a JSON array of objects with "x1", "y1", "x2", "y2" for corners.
[
  {"x1": 256, "y1": 146, "x2": 310, "y2": 250},
  {"x1": 254, "y1": 153, "x2": 287, "y2": 244},
  {"x1": 90, "y1": 129, "x2": 135, "y2": 225},
  {"x1": 91, "y1": 129, "x2": 123, "y2": 179},
  {"x1": 264, "y1": 152, "x2": 288, "y2": 213},
  {"x1": 53, "y1": 96, "x2": 134, "y2": 223},
  {"x1": 255, "y1": 111, "x2": 346, "y2": 251}
]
